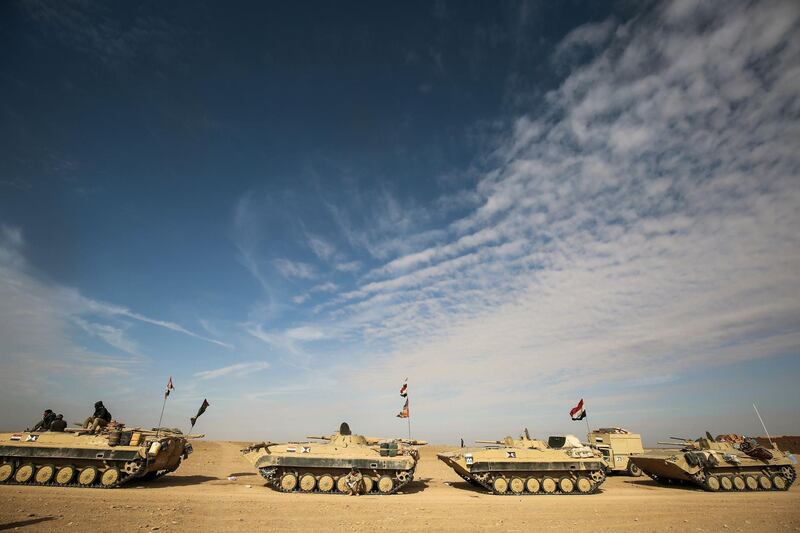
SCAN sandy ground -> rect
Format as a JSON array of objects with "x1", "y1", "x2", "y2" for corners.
[{"x1": 1, "y1": 441, "x2": 799, "y2": 532}]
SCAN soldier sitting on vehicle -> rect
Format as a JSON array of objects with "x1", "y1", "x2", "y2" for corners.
[
  {"x1": 84, "y1": 401, "x2": 112, "y2": 433},
  {"x1": 344, "y1": 468, "x2": 363, "y2": 496},
  {"x1": 50, "y1": 414, "x2": 67, "y2": 432},
  {"x1": 32, "y1": 409, "x2": 56, "y2": 431}
]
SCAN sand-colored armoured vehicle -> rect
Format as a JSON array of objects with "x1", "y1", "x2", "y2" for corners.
[
  {"x1": 241, "y1": 423, "x2": 425, "y2": 494},
  {"x1": 0, "y1": 427, "x2": 193, "y2": 488},
  {"x1": 588, "y1": 428, "x2": 644, "y2": 476},
  {"x1": 438, "y1": 430, "x2": 607, "y2": 495},
  {"x1": 629, "y1": 432, "x2": 797, "y2": 491}
]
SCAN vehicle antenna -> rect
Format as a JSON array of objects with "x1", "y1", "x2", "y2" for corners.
[{"x1": 752, "y1": 402, "x2": 773, "y2": 447}]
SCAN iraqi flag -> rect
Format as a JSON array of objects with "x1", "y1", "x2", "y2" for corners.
[
  {"x1": 396, "y1": 398, "x2": 409, "y2": 419},
  {"x1": 164, "y1": 377, "x2": 174, "y2": 398},
  {"x1": 570, "y1": 399, "x2": 587, "y2": 421},
  {"x1": 400, "y1": 379, "x2": 408, "y2": 398}
]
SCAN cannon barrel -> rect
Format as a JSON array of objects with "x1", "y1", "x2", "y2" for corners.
[{"x1": 475, "y1": 440, "x2": 503, "y2": 444}]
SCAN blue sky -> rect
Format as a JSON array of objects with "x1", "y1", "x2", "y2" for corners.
[{"x1": 1, "y1": 0, "x2": 799, "y2": 444}]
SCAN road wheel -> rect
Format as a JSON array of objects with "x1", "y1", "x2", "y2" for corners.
[
  {"x1": 541, "y1": 477, "x2": 557, "y2": 494},
  {"x1": 509, "y1": 477, "x2": 524, "y2": 494},
  {"x1": 78, "y1": 466, "x2": 98, "y2": 486},
  {"x1": 14, "y1": 464, "x2": 34, "y2": 483},
  {"x1": 627, "y1": 461, "x2": 643, "y2": 477},
  {"x1": 362, "y1": 476, "x2": 374, "y2": 493},
  {"x1": 732, "y1": 476, "x2": 745, "y2": 491},
  {"x1": 576, "y1": 476, "x2": 593, "y2": 493},
  {"x1": 0, "y1": 463, "x2": 15, "y2": 483},
  {"x1": 772, "y1": 475, "x2": 788, "y2": 491},
  {"x1": 704, "y1": 476, "x2": 720, "y2": 491},
  {"x1": 299, "y1": 474, "x2": 316, "y2": 492},
  {"x1": 317, "y1": 475, "x2": 334, "y2": 492},
  {"x1": 492, "y1": 477, "x2": 508, "y2": 494},
  {"x1": 280, "y1": 472, "x2": 298, "y2": 492},
  {"x1": 336, "y1": 476, "x2": 349, "y2": 493},
  {"x1": 744, "y1": 476, "x2": 759, "y2": 491},
  {"x1": 378, "y1": 475, "x2": 394, "y2": 494},
  {"x1": 559, "y1": 477, "x2": 575, "y2": 493},
  {"x1": 56, "y1": 466, "x2": 75, "y2": 485},
  {"x1": 758, "y1": 475, "x2": 772, "y2": 490},
  {"x1": 35, "y1": 465, "x2": 55, "y2": 484},
  {"x1": 525, "y1": 477, "x2": 540, "y2": 493},
  {"x1": 101, "y1": 468, "x2": 120, "y2": 487},
  {"x1": 719, "y1": 476, "x2": 733, "y2": 491}
]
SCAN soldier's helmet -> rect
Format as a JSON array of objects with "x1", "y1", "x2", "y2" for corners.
[{"x1": 339, "y1": 422, "x2": 352, "y2": 435}]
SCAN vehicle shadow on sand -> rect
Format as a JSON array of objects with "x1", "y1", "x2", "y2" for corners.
[
  {"x1": 625, "y1": 478, "x2": 697, "y2": 491},
  {"x1": 398, "y1": 477, "x2": 430, "y2": 495},
  {"x1": 0, "y1": 516, "x2": 58, "y2": 530},
  {"x1": 141, "y1": 475, "x2": 219, "y2": 487}
]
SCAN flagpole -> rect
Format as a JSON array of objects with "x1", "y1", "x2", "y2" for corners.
[
  {"x1": 155, "y1": 394, "x2": 167, "y2": 439},
  {"x1": 407, "y1": 397, "x2": 411, "y2": 440}
]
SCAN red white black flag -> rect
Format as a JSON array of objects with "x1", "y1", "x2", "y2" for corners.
[
  {"x1": 164, "y1": 376, "x2": 174, "y2": 398},
  {"x1": 400, "y1": 379, "x2": 408, "y2": 398},
  {"x1": 396, "y1": 398, "x2": 409, "y2": 418},
  {"x1": 570, "y1": 399, "x2": 587, "y2": 420}
]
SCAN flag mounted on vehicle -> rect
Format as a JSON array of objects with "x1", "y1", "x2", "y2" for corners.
[
  {"x1": 191, "y1": 399, "x2": 210, "y2": 427},
  {"x1": 164, "y1": 376, "x2": 174, "y2": 398},
  {"x1": 400, "y1": 379, "x2": 408, "y2": 398},
  {"x1": 570, "y1": 399, "x2": 587, "y2": 420},
  {"x1": 396, "y1": 398, "x2": 409, "y2": 418}
]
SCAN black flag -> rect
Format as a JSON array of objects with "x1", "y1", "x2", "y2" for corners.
[{"x1": 190, "y1": 399, "x2": 210, "y2": 427}]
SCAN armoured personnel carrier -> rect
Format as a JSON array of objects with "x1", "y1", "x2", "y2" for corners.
[
  {"x1": 629, "y1": 432, "x2": 797, "y2": 492},
  {"x1": 437, "y1": 430, "x2": 607, "y2": 495},
  {"x1": 0, "y1": 427, "x2": 194, "y2": 488},
  {"x1": 241, "y1": 423, "x2": 425, "y2": 494}
]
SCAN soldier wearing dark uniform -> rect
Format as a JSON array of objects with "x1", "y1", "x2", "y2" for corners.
[
  {"x1": 50, "y1": 414, "x2": 67, "y2": 432},
  {"x1": 32, "y1": 409, "x2": 55, "y2": 431},
  {"x1": 84, "y1": 401, "x2": 112, "y2": 433}
]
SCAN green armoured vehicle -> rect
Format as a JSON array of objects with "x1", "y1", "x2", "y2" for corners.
[
  {"x1": 241, "y1": 423, "x2": 425, "y2": 494},
  {"x1": 630, "y1": 432, "x2": 797, "y2": 491},
  {"x1": 0, "y1": 427, "x2": 194, "y2": 488},
  {"x1": 438, "y1": 430, "x2": 608, "y2": 495}
]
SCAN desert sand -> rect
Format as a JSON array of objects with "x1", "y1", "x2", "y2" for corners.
[{"x1": 1, "y1": 441, "x2": 798, "y2": 532}]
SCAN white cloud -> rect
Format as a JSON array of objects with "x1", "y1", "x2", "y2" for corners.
[
  {"x1": 334, "y1": 260, "x2": 361, "y2": 272},
  {"x1": 194, "y1": 361, "x2": 270, "y2": 380},
  {"x1": 298, "y1": 0, "x2": 800, "y2": 433},
  {"x1": 307, "y1": 235, "x2": 335, "y2": 260},
  {"x1": 273, "y1": 258, "x2": 316, "y2": 279}
]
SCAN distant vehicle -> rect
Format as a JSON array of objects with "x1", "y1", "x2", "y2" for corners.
[
  {"x1": 588, "y1": 428, "x2": 645, "y2": 476},
  {"x1": 438, "y1": 429, "x2": 608, "y2": 495},
  {"x1": 630, "y1": 432, "x2": 797, "y2": 491},
  {"x1": 0, "y1": 427, "x2": 194, "y2": 488},
  {"x1": 241, "y1": 422, "x2": 425, "y2": 494}
]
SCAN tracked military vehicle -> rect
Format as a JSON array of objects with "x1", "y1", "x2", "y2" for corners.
[
  {"x1": 630, "y1": 432, "x2": 797, "y2": 492},
  {"x1": 0, "y1": 427, "x2": 193, "y2": 488},
  {"x1": 438, "y1": 430, "x2": 607, "y2": 495},
  {"x1": 242, "y1": 423, "x2": 425, "y2": 494}
]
